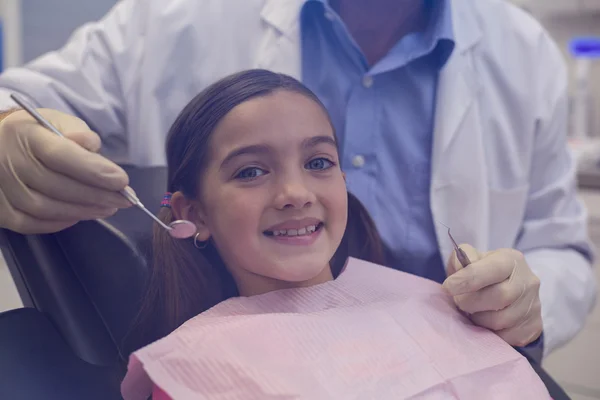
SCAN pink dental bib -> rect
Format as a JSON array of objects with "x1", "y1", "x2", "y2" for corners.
[{"x1": 122, "y1": 258, "x2": 549, "y2": 399}]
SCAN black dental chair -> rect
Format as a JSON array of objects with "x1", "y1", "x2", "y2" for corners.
[
  {"x1": 0, "y1": 166, "x2": 571, "y2": 400},
  {"x1": 0, "y1": 165, "x2": 164, "y2": 400}
]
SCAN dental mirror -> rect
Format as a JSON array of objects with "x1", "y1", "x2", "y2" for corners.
[{"x1": 167, "y1": 219, "x2": 198, "y2": 239}]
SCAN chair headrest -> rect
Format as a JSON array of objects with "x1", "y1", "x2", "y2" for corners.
[{"x1": 55, "y1": 219, "x2": 150, "y2": 357}]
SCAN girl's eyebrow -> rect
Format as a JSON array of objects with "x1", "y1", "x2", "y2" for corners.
[
  {"x1": 220, "y1": 144, "x2": 270, "y2": 169},
  {"x1": 304, "y1": 135, "x2": 337, "y2": 149},
  {"x1": 220, "y1": 135, "x2": 337, "y2": 169}
]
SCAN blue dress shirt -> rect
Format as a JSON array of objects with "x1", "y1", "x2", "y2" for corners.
[{"x1": 301, "y1": 0, "x2": 455, "y2": 282}]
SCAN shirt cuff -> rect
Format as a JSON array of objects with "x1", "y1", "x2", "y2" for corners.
[{"x1": 514, "y1": 332, "x2": 544, "y2": 365}]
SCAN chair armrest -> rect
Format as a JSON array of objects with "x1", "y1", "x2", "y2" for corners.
[{"x1": 514, "y1": 346, "x2": 571, "y2": 400}]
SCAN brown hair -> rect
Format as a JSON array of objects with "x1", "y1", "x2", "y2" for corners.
[{"x1": 130, "y1": 70, "x2": 385, "y2": 350}]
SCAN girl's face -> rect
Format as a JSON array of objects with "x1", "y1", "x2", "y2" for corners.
[{"x1": 177, "y1": 90, "x2": 347, "y2": 296}]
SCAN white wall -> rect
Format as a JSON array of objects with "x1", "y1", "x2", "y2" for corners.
[
  {"x1": 21, "y1": 0, "x2": 118, "y2": 63},
  {"x1": 535, "y1": 12, "x2": 600, "y2": 137},
  {"x1": 0, "y1": 0, "x2": 23, "y2": 68}
]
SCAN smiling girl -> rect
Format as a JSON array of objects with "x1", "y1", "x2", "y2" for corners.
[{"x1": 121, "y1": 70, "x2": 549, "y2": 399}]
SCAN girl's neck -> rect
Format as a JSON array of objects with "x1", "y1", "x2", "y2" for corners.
[{"x1": 233, "y1": 265, "x2": 334, "y2": 297}]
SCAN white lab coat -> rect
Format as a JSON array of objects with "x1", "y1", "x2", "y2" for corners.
[{"x1": 0, "y1": 0, "x2": 596, "y2": 356}]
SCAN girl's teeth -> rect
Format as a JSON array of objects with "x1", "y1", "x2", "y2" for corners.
[{"x1": 270, "y1": 224, "x2": 319, "y2": 237}]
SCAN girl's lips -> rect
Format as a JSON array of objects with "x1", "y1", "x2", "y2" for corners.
[
  {"x1": 265, "y1": 217, "x2": 323, "y2": 232},
  {"x1": 264, "y1": 223, "x2": 324, "y2": 246}
]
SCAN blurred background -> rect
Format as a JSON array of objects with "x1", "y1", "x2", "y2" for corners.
[{"x1": 0, "y1": 1, "x2": 598, "y2": 399}]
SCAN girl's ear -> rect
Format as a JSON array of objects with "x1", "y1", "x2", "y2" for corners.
[
  {"x1": 342, "y1": 172, "x2": 346, "y2": 181},
  {"x1": 170, "y1": 191, "x2": 211, "y2": 241}
]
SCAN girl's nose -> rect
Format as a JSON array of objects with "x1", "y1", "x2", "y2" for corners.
[{"x1": 273, "y1": 180, "x2": 316, "y2": 210}]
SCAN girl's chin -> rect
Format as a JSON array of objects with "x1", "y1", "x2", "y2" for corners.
[{"x1": 268, "y1": 261, "x2": 333, "y2": 284}]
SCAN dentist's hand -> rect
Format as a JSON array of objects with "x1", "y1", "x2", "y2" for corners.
[
  {"x1": 443, "y1": 245, "x2": 543, "y2": 347},
  {"x1": 0, "y1": 108, "x2": 131, "y2": 234}
]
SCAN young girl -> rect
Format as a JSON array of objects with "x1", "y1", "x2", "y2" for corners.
[{"x1": 121, "y1": 70, "x2": 549, "y2": 399}]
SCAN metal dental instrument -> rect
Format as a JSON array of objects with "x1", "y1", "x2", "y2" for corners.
[
  {"x1": 447, "y1": 229, "x2": 471, "y2": 268},
  {"x1": 10, "y1": 93, "x2": 197, "y2": 239},
  {"x1": 438, "y1": 222, "x2": 471, "y2": 268}
]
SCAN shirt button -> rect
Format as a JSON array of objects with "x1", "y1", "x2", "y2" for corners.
[
  {"x1": 362, "y1": 75, "x2": 374, "y2": 88},
  {"x1": 324, "y1": 10, "x2": 335, "y2": 21},
  {"x1": 352, "y1": 155, "x2": 366, "y2": 168}
]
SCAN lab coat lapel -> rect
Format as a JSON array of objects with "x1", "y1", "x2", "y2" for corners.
[
  {"x1": 255, "y1": 0, "x2": 305, "y2": 79},
  {"x1": 431, "y1": 0, "x2": 489, "y2": 266}
]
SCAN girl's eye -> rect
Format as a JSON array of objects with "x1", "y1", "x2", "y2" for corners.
[
  {"x1": 235, "y1": 167, "x2": 268, "y2": 180},
  {"x1": 305, "y1": 157, "x2": 335, "y2": 171}
]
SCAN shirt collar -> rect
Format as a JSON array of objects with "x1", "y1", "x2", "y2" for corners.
[
  {"x1": 427, "y1": 0, "x2": 454, "y2": 41},
  {"x1": 305, "y1": 0, "x2": 455, "y2": 68},
  {"x1": 424, "y1": 0, "x2": 456, "y2": 67},
  {"x1": 306, "y1": 0, "x2": 454, "y2": 39}
]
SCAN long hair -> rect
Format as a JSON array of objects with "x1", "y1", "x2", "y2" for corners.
[{"x1": 130, "y1": 70, "x2": 386, "y2": 351}]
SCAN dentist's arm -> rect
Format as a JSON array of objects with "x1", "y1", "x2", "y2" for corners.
[
  {"x1": 511, "y1": 30, "x2": 596, "y2": 356},
  {"x1": 0, "y1": 0, "x2": 147, "y2": 233},
  {"x1": 0, "y1": 0, "x2": 146, "y2": 134},
  {"x1": 443, "y1": 30, "x2": 596, "y2": 358}
]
